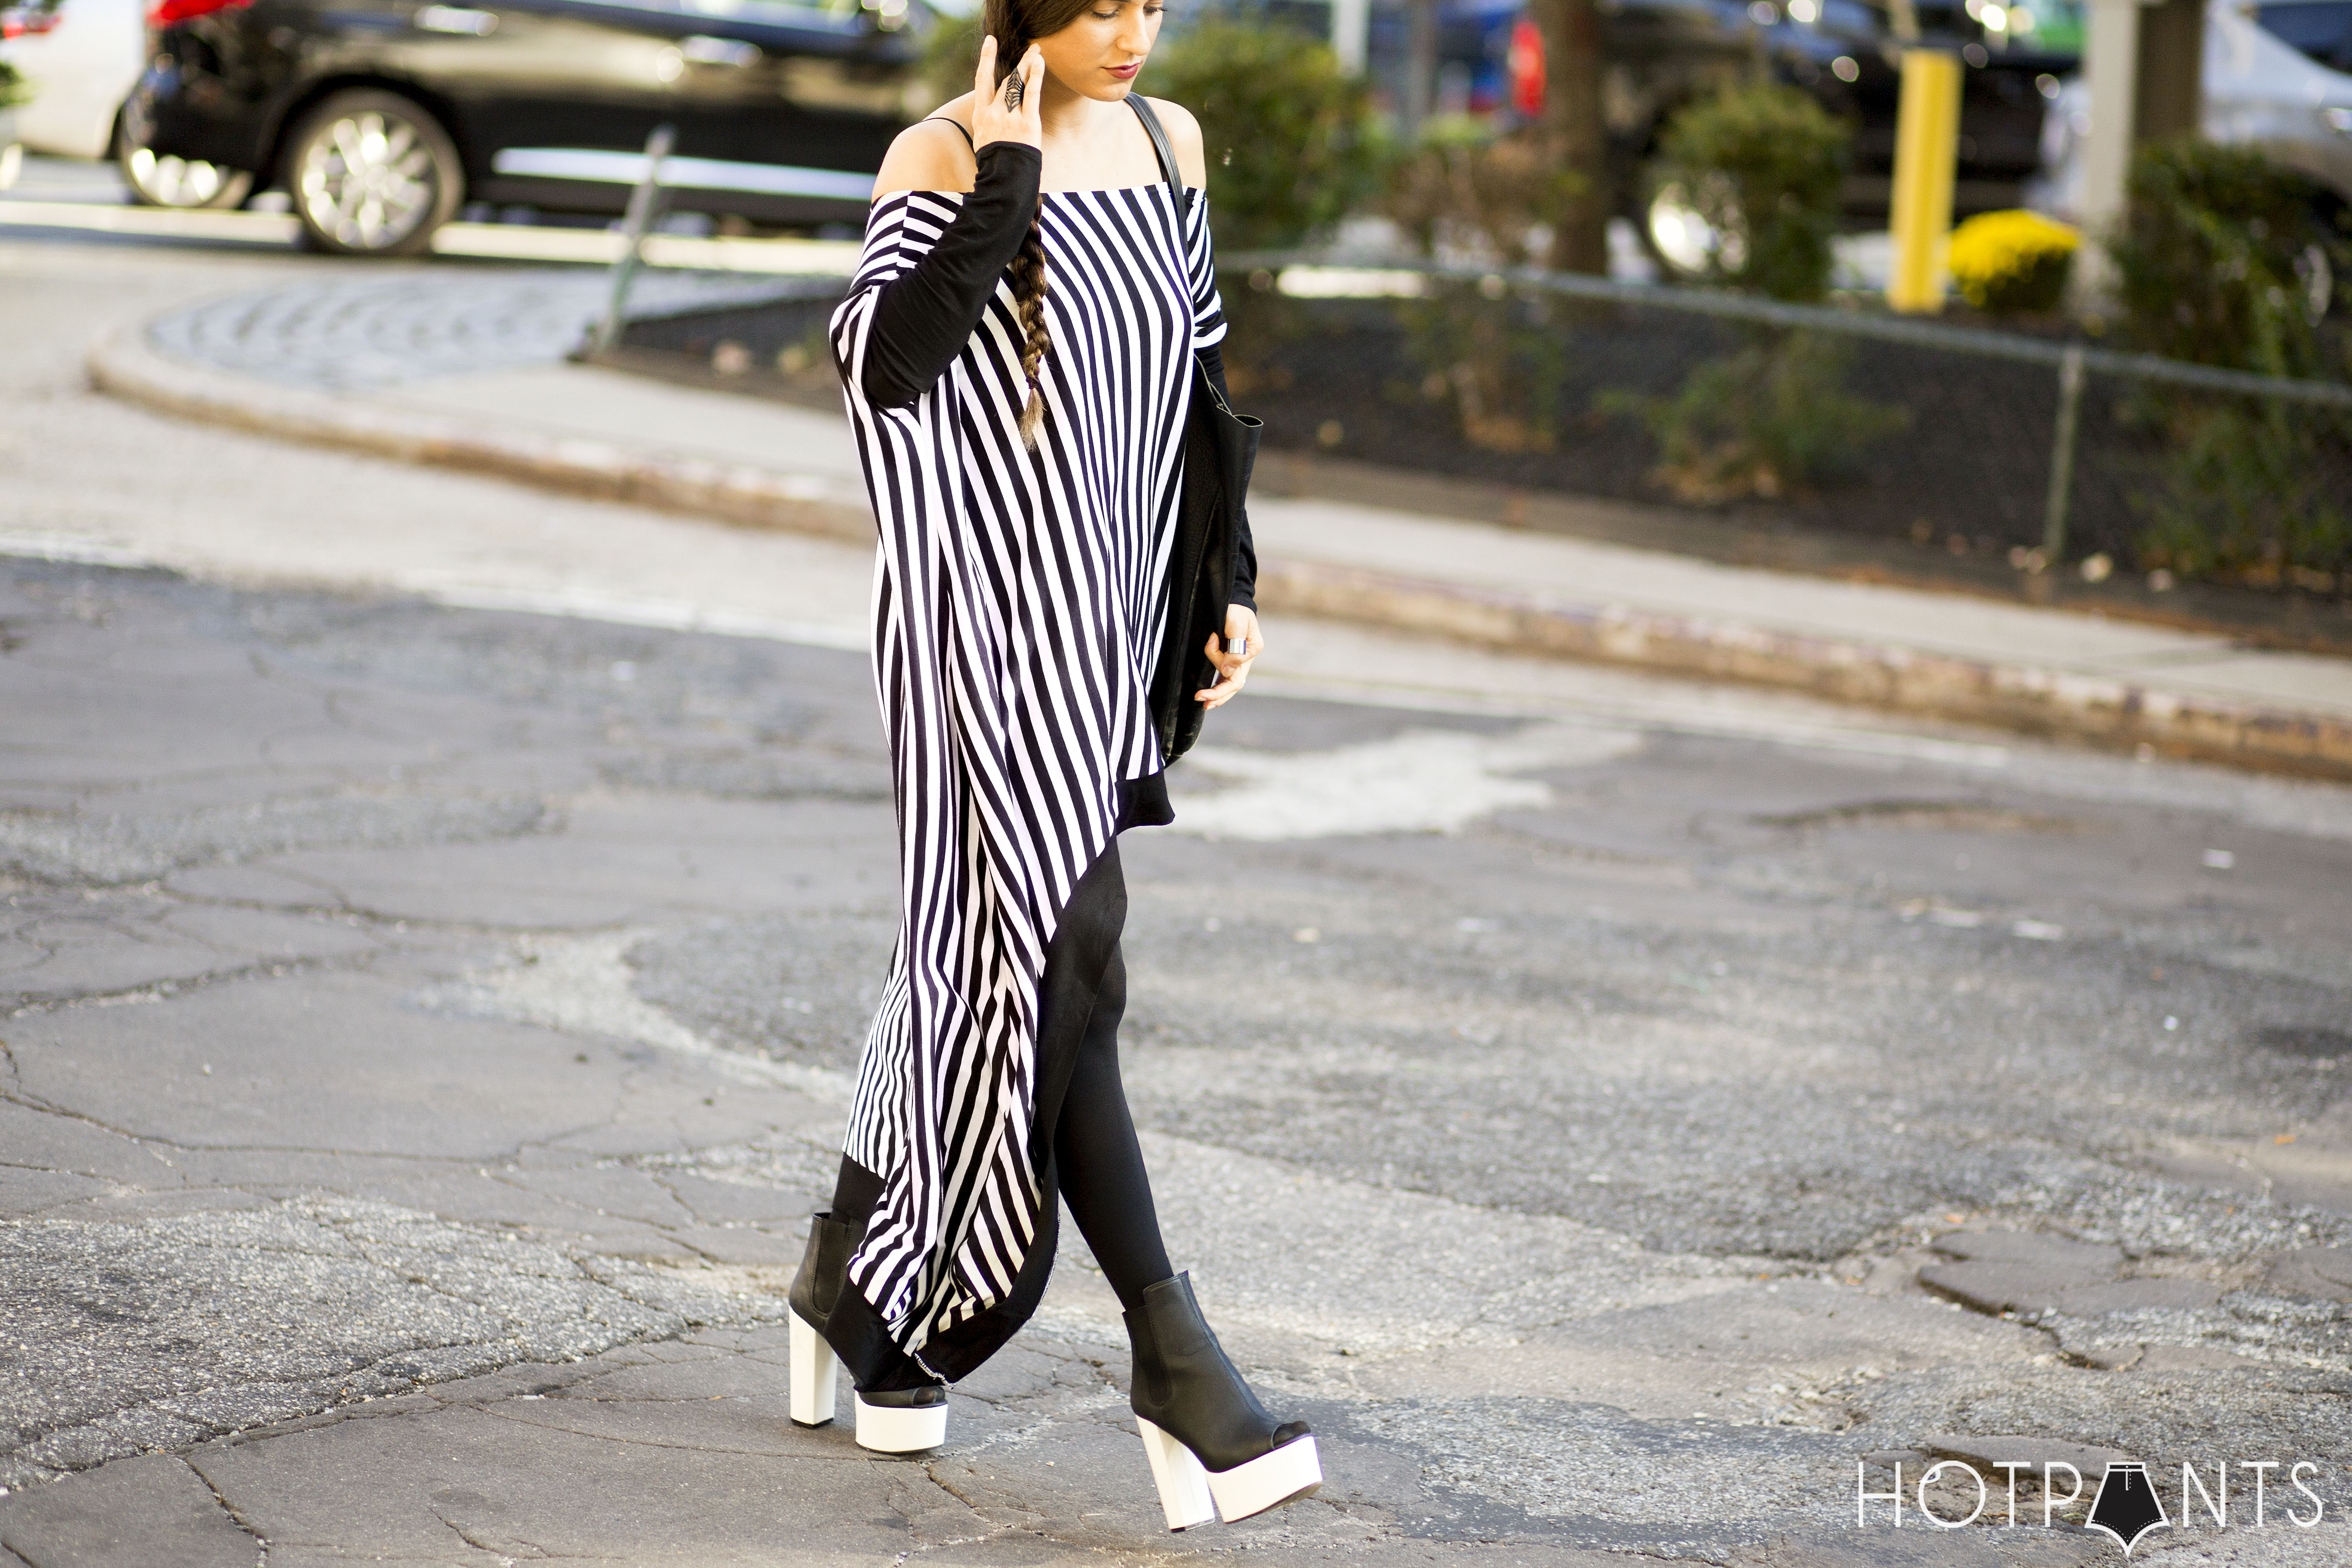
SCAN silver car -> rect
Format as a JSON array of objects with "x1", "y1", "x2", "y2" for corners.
[
  {"x1": 2034, "y1": 0, "x2": 2352, "y2": 217},
  {"x1": 0, "y1": 0, "x2": 249, "y2": 206}
]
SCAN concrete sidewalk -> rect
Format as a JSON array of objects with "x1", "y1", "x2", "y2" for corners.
[{"x1": 86, "y1": 289, "x2": 2352, "y2": 781}]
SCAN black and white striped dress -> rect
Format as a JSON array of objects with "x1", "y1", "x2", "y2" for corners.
[{"x1": 827, "y1": 172, "x2": 1225, "y2": 1376}]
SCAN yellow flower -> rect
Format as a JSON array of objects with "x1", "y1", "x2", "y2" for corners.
[{"x1": 1948, "y1": 210, "x2": 2080, "y2": 312}]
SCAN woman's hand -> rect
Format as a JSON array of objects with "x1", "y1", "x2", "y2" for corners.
[
  {"x1": 971, "y1": 36, "x2": 1044, "y2": 153},
  {"x1": 1196, "y1": 605, "x2": 1261, "y2": 712}
]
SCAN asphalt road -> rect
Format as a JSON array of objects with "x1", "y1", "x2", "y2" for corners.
[{"x1": 3, "y1": 223, "x2": 2352, "y2": 1568}]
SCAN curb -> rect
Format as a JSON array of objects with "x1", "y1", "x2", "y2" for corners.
[
  {"x1": 86, "y1": 323, "x2": 875, "y2": 546},
  {"x1": 1259, "y1": 560, "x2": 2352, "y2": 780},
  {"x1": 89, "y1": 325, "x2": 2352, "y2": 783}
]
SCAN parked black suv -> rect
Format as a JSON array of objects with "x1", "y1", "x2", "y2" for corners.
[{"x1": 131, "y1": 0, "x2": 924, "y2": 254}]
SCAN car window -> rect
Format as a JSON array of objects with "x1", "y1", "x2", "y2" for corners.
[
  {"x1": 556, "y1": 0, "x2": 879, "y2": 38},
  {"x1": 2257, "y1": 0, "x2": 2352, "y2": 71}
]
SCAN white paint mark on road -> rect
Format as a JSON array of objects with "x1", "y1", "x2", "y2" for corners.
[
  {"x1": 417, "y1": 930, "x2": 854, "y2": 1103},
  {"x1": 1157, "y1": 723, "x2": 1641, "y2": 841}
]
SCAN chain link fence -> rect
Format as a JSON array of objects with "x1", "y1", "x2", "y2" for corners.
[
  {"x1": 1216, "y1": 252, "x2": 2352, "y2": 601},
  {"x1": 597, "y1": 242, "x2": 2352, "y2": 612}
]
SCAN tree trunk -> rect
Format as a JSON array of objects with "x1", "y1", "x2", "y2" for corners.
[
  {"x1": 1403, "y1": 0, "x2": 1439, "y2": 142},
  {"x1": 1528, "y1": 0, "x2": 1610, "y2": 275}
]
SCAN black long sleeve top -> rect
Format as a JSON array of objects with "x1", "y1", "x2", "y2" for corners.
[
  {"x1": 845, "y1": 137, "x2": 1257, "y2": 612},
  {"x1": 858, "y1": 141, "x2": 1040, "y2": 414}
]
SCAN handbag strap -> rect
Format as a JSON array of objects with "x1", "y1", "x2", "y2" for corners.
[
  {"x1": 1127, "y1": 94, "x2": 1230, "y2": 412},
  {"x1": 1127, "y1": 94, "x2": 1184, "y2": 195}
]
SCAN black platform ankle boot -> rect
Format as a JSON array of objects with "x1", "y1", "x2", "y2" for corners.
[
  {"x1": 787, "y1": 1210, "x2": 948, "y2": 1452},
  {"x1": 1125, "y1": 1272, "x2": 1321, "y2": 1529}
]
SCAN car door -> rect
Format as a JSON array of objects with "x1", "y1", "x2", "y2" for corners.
[
  {"x1": 441, "y1": 0, "x2": 906, "y2": 222},
  {"x1": 643, "y1": 0, "x2": 911, "y2": 213},
  {"x1": 369, "y1": 0, "x2": 680, "y2": 205}
]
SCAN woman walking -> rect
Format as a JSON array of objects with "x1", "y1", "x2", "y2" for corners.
[{"x1": 784, "y1": 0, "x2": 1323, "y2": 1531}]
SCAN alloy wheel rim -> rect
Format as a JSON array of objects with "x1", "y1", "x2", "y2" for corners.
[
  {"x1": 126, "y1": 147, "x2": 242, "y2": 207},
  {"x1": 296, "y1": 111, "x2": 435, "y2": 248}
]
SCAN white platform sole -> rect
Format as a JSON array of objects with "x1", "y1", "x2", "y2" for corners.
[
  {"x1": 788, "y1": 1311, "x2": 838, "y2": 1427},
  {"x1": 791, "y1": 1312, "x2": 950, "y2": 1451},
  {"x1": 853, "y1": 1393, "x2": 949, "y2": 1453},
  {"x1": 1137, "y1": 1420, "x2": 1322, "y2": 1530}
]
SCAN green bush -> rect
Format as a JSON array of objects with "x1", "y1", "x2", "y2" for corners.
[
  {"x1": 1144, "y1": 17, "x2": 1378, "y2": 252},
  {"x1": 2133, "y1": 403, "x2": 2350, "y2": 585},
  {"x1": 2110, "y1": 138, "x2": 2347, "y2": 377},
  {"x1": 1608, "y1": 86, "x2": 1893, "y2": 500},
  {"x1": 1384, "y1": 124, "x2": 1583, "y2": 450},
  {"x1": 1384, "y1": 120, "x2": 1581, "y2": 269},
  {"x1": 1600, "y1": 331, "x2": 1909, "y2": 503},
  {"x1": 2112, "y1": 140, "x2": 2352, "y2": 588},
  {"x1": 0, "y1": 61, "x2": 32, "y2": 112},
  {"x1": 1647, "y1": 82, "x2": 1850, "y2": 304}
]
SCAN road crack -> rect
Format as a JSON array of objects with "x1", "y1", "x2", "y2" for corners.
[{"x1": 180, "y1": 1455, "x2": 271, "y2": 1566}]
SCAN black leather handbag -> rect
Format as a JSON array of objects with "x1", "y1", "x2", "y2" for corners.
[{"x1": 1130, "y1": 96, "x2": 1261, "y2": 766}]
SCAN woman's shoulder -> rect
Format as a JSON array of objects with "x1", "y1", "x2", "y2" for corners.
[
  {"x1": 872, "y1": 98, "x2": 980, "y2": 198},
  {"x1": 1137, "y1": 96, "x2": 1199, "y2": 136},
  {"x1": 1136, "y1": 96, "x2": 1208, "y2": 188}
]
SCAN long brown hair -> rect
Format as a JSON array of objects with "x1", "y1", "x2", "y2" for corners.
[{"x1": 983, "y1": 0, "x2": 1096, "y2": 445}]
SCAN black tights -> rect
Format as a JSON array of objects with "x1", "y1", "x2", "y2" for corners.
[
  {"x1": 1045, "y1": 947, "x2": 1176, "y2": 1307},
  {"x1": 828, "y1": 946, "x2": 1173, "y2": 1348}
]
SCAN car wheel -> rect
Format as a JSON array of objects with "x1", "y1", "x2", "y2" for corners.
[
  {"x1": 117, "y1": 103, "x2": 254, "y2": 210},
  {"x1": 285, "y1": 89, "x2": 462, "y2": 257},
  {"x1": 120, "y1": 146, "x2": 254, "y2": 209}
]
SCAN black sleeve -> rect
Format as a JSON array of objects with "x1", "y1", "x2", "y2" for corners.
[
  {"x1": 1197, "y1": 342, "x2": 1258, "y2": 614},
  {"x1": 857, "y1": 142, "x2": 1041, "y2": 410}
]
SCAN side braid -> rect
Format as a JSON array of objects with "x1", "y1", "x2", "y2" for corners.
[
  {"x1": 1010, "y1": 206, "x2": 1050, "y2": 445},
  {"x1": 984, "y1": 0, "x2": 1084, "y2": 446}
]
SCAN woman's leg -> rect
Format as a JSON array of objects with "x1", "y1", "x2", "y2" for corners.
[
  {"x1": 821, "y1": 941, "x2": 1173, "y2": 1352},
  {"x1": 1070, "y1": 948, "x2": 1319, "y2": 1523},
  {"x1": 1053, "y1": 947, "x2": 1174, "y2": 1309}
]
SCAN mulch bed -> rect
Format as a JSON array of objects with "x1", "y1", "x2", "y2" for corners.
[{"x1": 597, "y1": 285, "x2": 2352, "y2": 658}]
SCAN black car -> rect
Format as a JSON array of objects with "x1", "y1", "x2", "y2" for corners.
[
  {"x1": 1381, "y1": 0, "x2": 2075, "y2": 239},
  {"x1": 132, "y1": 0, "x2": 924, "y2": 254}
]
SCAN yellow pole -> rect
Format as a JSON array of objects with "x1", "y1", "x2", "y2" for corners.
[{"x1": 1886, "y1": 49, "x2": 1962, "y2": 313}]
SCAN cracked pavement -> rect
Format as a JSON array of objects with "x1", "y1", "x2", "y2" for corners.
[
  {"x1": 6, "y1": 555, "x2": 2352, "y2": 1568},
  {"x1": 4, "y1": 238, "x2": 2352, "y2": 1566}
]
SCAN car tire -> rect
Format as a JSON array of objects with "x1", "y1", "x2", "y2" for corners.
[
  {"x1": 117, "y1": 104, "x2": 254, "y2": 211},
  {"x1": 285, "y1": 89, "x2": 463, "y2": 257}
]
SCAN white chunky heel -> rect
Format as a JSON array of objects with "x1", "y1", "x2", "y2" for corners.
[
  {"x1": 1136, "y1": 1419, "x2": 1322, "y2": 1529},
  {"x1": 1136, "y1": 1417, "x2": 1216, "y2": 1530},
  {"x1": 1204, "y1": 1432, "x2": 1322, "y2": 1522},
  {"x1": 788, "y1": 1311, "x2": 839, "y2": 1427},
  {"x1": 1126, "y1": 1273, "x2": 1325, "y2": 1529},
  {"x1": 853, "y1": 1392, "x2": 950, "y2": 1453}
]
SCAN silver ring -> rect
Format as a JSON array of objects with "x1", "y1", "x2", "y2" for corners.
[{"x1": 1004, "y1": 76, "x2": 1023, "y2": 110}]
